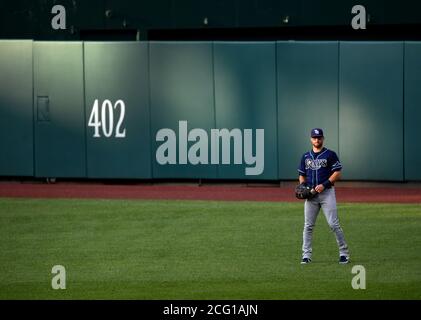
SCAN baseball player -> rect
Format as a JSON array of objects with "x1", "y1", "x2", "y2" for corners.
[{"x1": 297, "y1": 128, "x2": 350, "y2": 264}]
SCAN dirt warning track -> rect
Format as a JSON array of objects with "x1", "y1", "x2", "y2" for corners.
[{"x1": 0, "y1": 182, "x2": 420, "y2": 203}]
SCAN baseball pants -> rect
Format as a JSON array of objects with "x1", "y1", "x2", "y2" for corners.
[{"x1": 302, "y1": 187, "x2": 349, "y2": 259}]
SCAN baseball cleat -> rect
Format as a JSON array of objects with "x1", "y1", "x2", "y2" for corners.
[
  {"x1": 301, "y1": 257, "x2": 312, "y2": 264},
  {"x1": 339, "y1": 256, "x2": 350, "y2": 264}
]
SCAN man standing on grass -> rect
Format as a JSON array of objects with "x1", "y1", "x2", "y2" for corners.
[{"x1": 297, "y1": 128, "x2": 350, "y2": 265}]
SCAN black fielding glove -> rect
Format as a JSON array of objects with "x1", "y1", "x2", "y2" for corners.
[{"x1": 295, "y1": 183, "x2": 317, "y2": 200}]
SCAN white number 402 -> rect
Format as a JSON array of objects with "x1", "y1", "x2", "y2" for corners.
[{"x1": 88, "y1": 99, "x2": 126, "y2": 138}]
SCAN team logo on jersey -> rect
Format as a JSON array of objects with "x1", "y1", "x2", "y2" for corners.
[{"x1": 305, "y1": 158, "x2": 327, "y2": 170}]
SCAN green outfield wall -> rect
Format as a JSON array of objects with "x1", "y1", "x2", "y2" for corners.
[
  {"x1": 0, "y1": 40, "x2": 419, "y2": 181},
  {"x1": 84, "y1": 42, "x2": 151, "y2": 179},
  {"x1": 277, "y1": 41, "x2": 339, "y2": 180},
  {"x1": 0, "y1": 40, "x2": 33, "y2": 176}
]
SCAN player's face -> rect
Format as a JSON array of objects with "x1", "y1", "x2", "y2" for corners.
[{"x1": 311, "y1": 137, "x2": 324, "y2": 148}]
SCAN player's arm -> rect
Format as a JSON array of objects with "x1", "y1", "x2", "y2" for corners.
[
  {"x1": 314, "y1": 152, "x2": 342, "y2": 193},
  {"x1": 299, "y1": 175, "x2": 306, "y2": 184},
  {"x1": 328, "y1": 170, "x2": 341, "y2": 184},
  {"x1": 298, "y1": 154, "x2": 307, "y2": 184},
  {"x1": 315, "y1": 171, "x2": 341, "y2": 193}
]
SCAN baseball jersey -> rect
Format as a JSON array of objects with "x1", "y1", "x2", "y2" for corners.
[{"x1": 297, "y1": 147, "x2": 342, "y2": 188}]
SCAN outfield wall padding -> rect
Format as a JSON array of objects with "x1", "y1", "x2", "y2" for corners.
[
  {"x1": 33, "y1": 42, "x2": 86, "y2": 178},
  {"x1": 214, "y1": 42, "x2": 278, "y2": 179},
  {"x1": 404, "y1": 42, "x2": 421, "y2": 181},
  {"x1": 0, "y1": 40, "x2": 34, "y2": 176},
  {"x1": 339, "y1": 42, "x2": 404, "y2": 181},
  {"x1": 0, "y1": 40, "x2": 419, "y2": 181},
  {"x1": 84, "y1": 42, "x2": 152, "y2": 179},
  {"x1": 149, "y1": 42, "x2": 217, "y2": 179},
  {"x1": 277, "y1": 41, "x2": 339, "y2": 180}
]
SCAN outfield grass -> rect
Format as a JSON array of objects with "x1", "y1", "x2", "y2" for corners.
[{"x1": 0, "y1": 198, "x2": 420, "y2": 299}]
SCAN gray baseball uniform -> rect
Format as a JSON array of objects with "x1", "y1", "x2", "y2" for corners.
[
  {"x1": 298, "y1": 141, "x2": 350, "y2": 261},
  {"x1": 302, "y1": 187, "x2": 349, "y2": 259}
]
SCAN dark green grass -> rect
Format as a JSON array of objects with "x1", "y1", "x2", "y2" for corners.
[{"x1": 0, "y1": 198, "x2": 420, "y2": 299}]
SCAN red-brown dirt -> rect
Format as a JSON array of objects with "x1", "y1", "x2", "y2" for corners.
[{"x1": 0, "y1": 182, "x2": 420, "y2": 203}]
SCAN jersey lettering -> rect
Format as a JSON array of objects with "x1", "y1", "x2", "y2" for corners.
[{"x1": 305, "y1": 158, "x2": 327, "y2": 170}]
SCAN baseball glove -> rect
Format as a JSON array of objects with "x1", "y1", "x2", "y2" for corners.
[{"x1": 295, "y1": 183, "x2": 317, "y2": 200}]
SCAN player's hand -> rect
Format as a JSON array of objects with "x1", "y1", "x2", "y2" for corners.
[{"x1": 314, "y1": 184, "x2": 325, "y2": 193}]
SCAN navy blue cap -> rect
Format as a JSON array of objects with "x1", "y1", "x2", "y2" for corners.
[{"x1": 311, "y1": 128, "x2": 324, "y2": 138}]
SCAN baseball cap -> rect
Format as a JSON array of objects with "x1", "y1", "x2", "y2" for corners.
[{"x1": 311, "y1": 128, "x2": 324, "y2": 138}]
